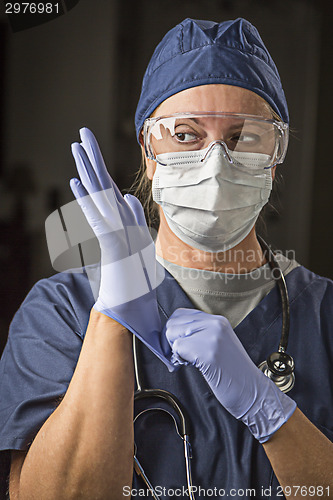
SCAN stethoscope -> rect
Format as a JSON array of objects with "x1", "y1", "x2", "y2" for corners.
[{"x1": 132, "y1": 236, "x2": 295, "y2": 499}]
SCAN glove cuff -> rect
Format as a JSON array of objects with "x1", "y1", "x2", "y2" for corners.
[{"x1": 241, "y1": 380, "x2": 297, "y2": 443}]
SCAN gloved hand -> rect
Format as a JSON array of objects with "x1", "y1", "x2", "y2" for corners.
[
  {"x1": 165, "y1": 308, "x2": 297, "y2": 442},
  {"x1": 70, "y1": 127, "x2": 174, "y2": 370}
]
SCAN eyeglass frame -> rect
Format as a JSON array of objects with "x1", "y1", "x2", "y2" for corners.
[{"x1": 143, "y1": 112, "x2": 289, "y2": 169}]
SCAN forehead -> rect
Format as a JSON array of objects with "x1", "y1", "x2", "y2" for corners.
[{"x1": 153, "y1": 84, "x2": 272, "y2": 118}]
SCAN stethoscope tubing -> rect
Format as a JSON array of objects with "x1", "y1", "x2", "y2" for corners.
[{"x1": 257, "y1": 235, "x2": 290, "y2": 352}]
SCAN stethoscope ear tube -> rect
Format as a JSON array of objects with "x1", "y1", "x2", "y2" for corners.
[
  {"x1": 257, "y1": 236, "x2": 295, "y2": 393},
  {"x1": 134, "y1": 454, "x2": 161, "y2": 500}
]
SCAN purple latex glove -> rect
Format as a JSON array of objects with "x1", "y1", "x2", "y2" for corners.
[
  {"x1": 70, "y1": 128, "x2": 174, "y2": 371},
  {"x1": 165, "y1": 308, "x2": 296, "y2": 442}
]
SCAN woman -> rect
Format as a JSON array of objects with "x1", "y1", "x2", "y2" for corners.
[{"x1": 1, "y1": 18, "x2": 333, "y2": 499}]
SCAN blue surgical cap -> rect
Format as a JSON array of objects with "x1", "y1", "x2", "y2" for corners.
[{"x1": 135, "y1": 18, "x2": 289, "y2": 139}]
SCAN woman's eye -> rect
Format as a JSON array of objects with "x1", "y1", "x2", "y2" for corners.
[
  {"x1": 231, "y1": 133, "x2": 259, "y2": 144},
  {"x1": 174, "y1": 131, "x2": 197, "y2": 143}
]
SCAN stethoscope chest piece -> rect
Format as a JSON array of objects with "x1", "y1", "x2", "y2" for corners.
[{"x1": 258, "y1": 351, "x2": 295, "y2": 393}]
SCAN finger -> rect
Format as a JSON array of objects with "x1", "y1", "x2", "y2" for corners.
[
  {"x1": 79, "y1": 128, "x2": 124, "y2": 204},
  {"x1": 165, "y1": 310, "x2": 205, "y2": 346},
  {"x1": 69, "y1": 178, "x2": 98, "y2": 219},
  {"x1": 71, "y1": 142, "x2": 103, "y2": 194},
  {"x1": 124, "y1": 194, "x2": 147, "y2": 227},
  {"x1": 167, "y1": 308, "x2": 204, "y2": 330},
  {"x1": 172, "y1": 336, "x2": 197, "y2": 365},
  {"x1": 171, "y1": 352, "x2": 189, "y2": 366},
  {"x1": 69, "y1": 178, "x2": 110, "y2": 238},
  {"x1": 79, "y1": 129, "x2": 105, "y2": 168},
  {"x1": 69, "y1": 178, "x2": 97, "y2": 216},
  {"x1": 69, "y1": 177, "x2": 88, "y2": 200},
  {"x1": 164, "y1": 321, "x2": 183, "y2": 347},
  {"x1": 171, "y1": 308, "x2": 203, "y2": 320}
]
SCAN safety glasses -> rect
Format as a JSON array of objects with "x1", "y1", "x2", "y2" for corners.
[{"x1": 143, "y1": 112, "x2": 289, "y2": 169}]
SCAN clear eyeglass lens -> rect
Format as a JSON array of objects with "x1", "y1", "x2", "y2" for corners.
[{"x1": 145, "y1": 113, "x2": 287, "y2": 169}]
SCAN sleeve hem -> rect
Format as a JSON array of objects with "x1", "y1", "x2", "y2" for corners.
[{"x1": 0, "y1": 437, "x2": 31, "y2": 451}]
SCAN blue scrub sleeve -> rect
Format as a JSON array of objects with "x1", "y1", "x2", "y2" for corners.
[{"x1": 0, "y1": 270, "x2": 94, "y2": 453}]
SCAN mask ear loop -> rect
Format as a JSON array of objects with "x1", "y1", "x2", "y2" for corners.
[{"x1": 200, "y1": 141, "x2": 233, "y2": 163}]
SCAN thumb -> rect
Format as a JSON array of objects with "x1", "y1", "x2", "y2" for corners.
[{"x1": 124, "y1": 194, "x2": 147, "y2": 227}]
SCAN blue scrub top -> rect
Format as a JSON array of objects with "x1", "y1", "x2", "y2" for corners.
[{"x1": 0, "y1": 265, "x2": 333, "y2": 499}]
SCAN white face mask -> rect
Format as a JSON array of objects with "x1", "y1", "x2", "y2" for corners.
[{"x1": 152, "y1": 143, "x2": 273, "y2": 252}]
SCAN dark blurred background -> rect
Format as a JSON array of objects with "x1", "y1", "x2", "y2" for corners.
[{"x1": 0, "y1": 0, "x2": 332, "y2": 355}]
